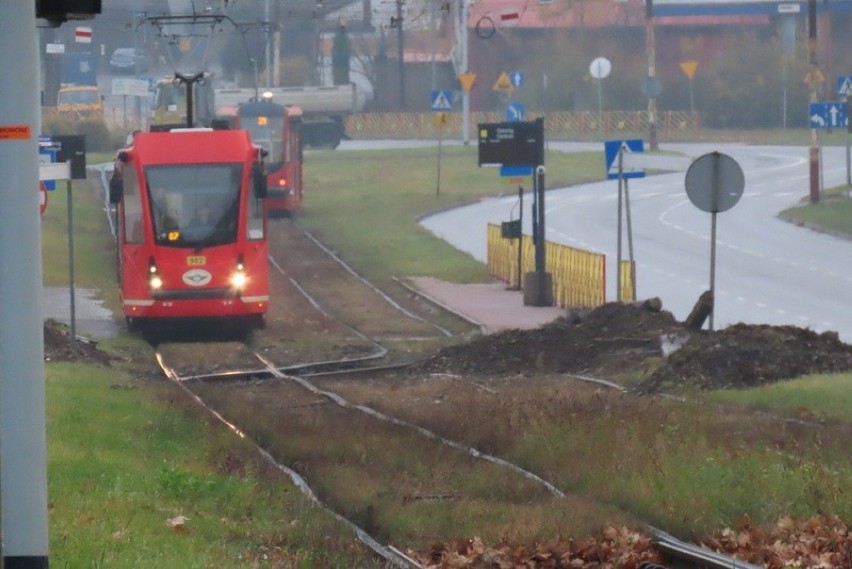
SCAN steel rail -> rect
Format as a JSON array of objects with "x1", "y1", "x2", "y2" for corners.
[{"x1": 155, "y1": 352, "x2": 423, "y2": 569}]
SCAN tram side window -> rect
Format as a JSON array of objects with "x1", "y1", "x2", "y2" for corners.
[
  {"x1": 247, "y1": 196, "x2": 264, "y2": 241},
  {"x1": 122, "y1": 169, "x2": 144, "y2": 244}
]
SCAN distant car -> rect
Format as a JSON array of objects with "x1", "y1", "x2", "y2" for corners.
[{"x1": 109, "y1": 48, "x2": 147, "y2": 73}]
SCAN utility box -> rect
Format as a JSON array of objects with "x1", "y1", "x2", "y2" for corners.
[{"x1": 501, "y1": 220, "x2": 521, "y2": 239}]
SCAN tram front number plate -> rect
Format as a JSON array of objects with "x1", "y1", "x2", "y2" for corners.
[{"x1": 186, "y1": 256, "x2": 207, "y2": 266}]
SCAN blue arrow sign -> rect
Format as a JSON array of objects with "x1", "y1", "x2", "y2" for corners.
[
  {"x1": 505, "y1": 101, "x2": 525, "y2": 122},
  {"x1": 809, "y1": 102, "x2": 848, "y2": 129},
  {"x1": 604, "y1": 139, "x2": 645, "y2": 180},
  {"x1": 430, "y1": 89, "x2": 453, "y2": 111},
  {"x1": 510, "y1": 71, "x2": 525, "y2": 88}
]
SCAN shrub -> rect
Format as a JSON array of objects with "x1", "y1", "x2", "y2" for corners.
[{"x1": 41, "y1": 115, "x2": 126, "y2": 152}]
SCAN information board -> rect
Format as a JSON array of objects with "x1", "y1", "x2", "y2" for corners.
[{"x1": 478, "y1": 118, "x2": 544, "y2": 168}]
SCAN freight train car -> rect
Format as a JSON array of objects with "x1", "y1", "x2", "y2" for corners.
[{"x1": 109, "y1": 127, "x2": 270, "y2": 331}]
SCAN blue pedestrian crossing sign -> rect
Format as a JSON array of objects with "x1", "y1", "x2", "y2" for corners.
[
  {"x1": 809, "y1": 102, "x2": 848, "y2": 129},
  {"x1": 430, "y1": 89, "x2": 453, "y2": 111},
  {"x1": 837, "y1": 76, "x2": 852, "y2": 97},
  {"x1": 604, "y1": 139, "x2": 645, "y2": 180}
]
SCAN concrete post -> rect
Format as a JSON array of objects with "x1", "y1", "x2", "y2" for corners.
[{"x1": 0, "y1": 2, "x2": 51, "y2": 567}]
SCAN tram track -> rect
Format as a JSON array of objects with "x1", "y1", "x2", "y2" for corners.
[
  {"x1": 155, "y1": 349, "x2": 762, "y2": 569},
  {"x1": 145, "y1": 220, "x2": 767, "y2": 568}
]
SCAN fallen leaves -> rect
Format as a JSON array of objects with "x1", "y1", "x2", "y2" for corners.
[
  {"x1": 703, "y1": 514, "x2": 852, "y2": 569},
  {"x1": 405, "y1": 516, "x2": 852, "y2": 568},
  {"x1": 407, "y1": 526, "x2": 664, "y2": 568}
]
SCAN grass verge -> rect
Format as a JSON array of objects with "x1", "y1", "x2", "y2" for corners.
[
  {"x1": 48, "y1": 363, "x2": 380, "y2": 567},
  {"x1": 299, "y1": 145, "x2": 602, "y2": 286},
  {"x1": 779, "y1": 182, "x2": 852, "y2": 238}
]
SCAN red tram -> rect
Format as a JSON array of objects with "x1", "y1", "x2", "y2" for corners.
[
  {"x1": 235, "y1": 98, "x2": 303, "y2": 216},
  {"x1": 109, "y1": 127, "x2": 271, "y2": 330}
]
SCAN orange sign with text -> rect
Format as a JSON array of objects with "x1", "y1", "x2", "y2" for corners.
[{"x1": 0, "y1": 125, "x2": 31, "y2": 140}]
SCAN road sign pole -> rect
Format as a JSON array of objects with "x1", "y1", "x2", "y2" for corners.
[
  {"x1": 709, "y1": 211, "x2": 717, "y2": 331},
  {"x1": 517, "y1": 185, "x2": 523, "y2": 291},
  {"x1": 67, "y1": 180, "x2": 77, "y2": 351},
  {"x1": 616, "y1": 148, "x2": 624, "y2": 302},
  {"x1": 625, "y1": 177, "x2": 636, "y2": 302},
  {"x1": 846, "y1": 99, "x2": 851, "y2": 189},
  {"x1": 436, "y1": 125, "x2": 443, "y2": 196}
]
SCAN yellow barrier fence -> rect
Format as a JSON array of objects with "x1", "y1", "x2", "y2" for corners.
[
  {"x1": 487, "y1": 223, "x2": 614, "y2": 309},
  {"x1": 347, "y1": 110, "x2": 700, "y2": 140}
]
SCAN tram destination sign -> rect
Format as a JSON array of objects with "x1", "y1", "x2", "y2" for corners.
[{"x1": 478, "y1": 118, "x2": 544, "y2": 168}]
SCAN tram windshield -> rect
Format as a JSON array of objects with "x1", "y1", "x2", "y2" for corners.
[
  {"x1": 146, "y1": 163, "x2": 243, "y2": 248},
  {"x1": 241, "y1": 114, "x2": 284, "y2": 172}
]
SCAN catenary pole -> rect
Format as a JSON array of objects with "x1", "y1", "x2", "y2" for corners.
[{"x1": 0, "y1": 2, "x2": 51, "y2": 567}]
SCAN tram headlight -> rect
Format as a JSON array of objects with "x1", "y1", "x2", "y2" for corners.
[
  {"x1": 230, "y1": 259, "x2": 247, "y2": 290},
  {"x1": 230, "y1": 270, "x2": 247, "y2": 290},
  {"x1": 148, "y1": 258, "x2": 163, "y2": 290}
]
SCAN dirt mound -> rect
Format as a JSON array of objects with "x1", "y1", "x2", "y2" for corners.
[
  {"x1": 417, "y1": 299, "x2": 683, "y2": 377},
  {"x1": 416, "y1": 300, "x2": 852, "y2": 391},
  {"x1": 44, "y1": 319, "x2": 111, "y2": 366},
  {"x1": 640, "y1": 323, "x2": 852, "y2": 392}
]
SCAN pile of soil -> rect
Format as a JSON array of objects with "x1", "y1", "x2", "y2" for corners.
[
  {"x1": 641, "y1": 323, "x2": 852, "y2": 392},
  {"x1": 417, "y1": 300, "x2": 852, "y2": 391},
  {"x1": 417, "y1": 300, "x2": 682, "y2": 378},
  {"x1": 43, "y1": 319, "x2": 111, "y2": 366}
]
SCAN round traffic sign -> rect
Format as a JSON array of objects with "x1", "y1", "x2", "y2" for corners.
[
  {"x1": 39, "y1": 181, "x2": 48, "y2": 216},
  {"x1": 589, "y1": 57, "x2": 611, "y2": 79},
  {"x1": 640, "y1": 76, "x2": 663, "y2": 98},
  {"x1": 684, "y1": 152, "x2": 745, "y2": 213}
]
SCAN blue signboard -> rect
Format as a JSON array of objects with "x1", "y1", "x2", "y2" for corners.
[
  {"x1": 505, "y1": 101, "x2": 525, "y2": 122},
  {"x1": 430, "y1": 89, "x2": 453, "y2": 111},
  {"x1": 510, "y1": 71, "x2": 525, "y2": 88},
  {"x1": 500, "y1": 165, "x2": 534, "y2": 177},
  {"x1": 809, "y1": 102, "x2": 848, "y2": 129},
  {"x1": 604, "y1": 139, "x2": 645, "y2": 180}
]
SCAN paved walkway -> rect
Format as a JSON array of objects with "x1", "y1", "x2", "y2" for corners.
[
  {"x1": 406, "y1": 277, "x2": 565, "y2": 334},
  {"x1": 42, "y1": 287, "x2": 121, "y2": 341}
]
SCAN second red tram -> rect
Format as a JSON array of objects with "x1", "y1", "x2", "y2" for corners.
[
  {"x1": 109, "y1": 127, "x2": 271, "y2": 330},
  {"x1": 235, "y1": 98, "x2": 304, "y2": 217}
]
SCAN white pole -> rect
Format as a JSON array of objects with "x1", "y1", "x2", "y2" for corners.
[{"x1": 0, "y1": 2, "x2": 50, "y2": 566}]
